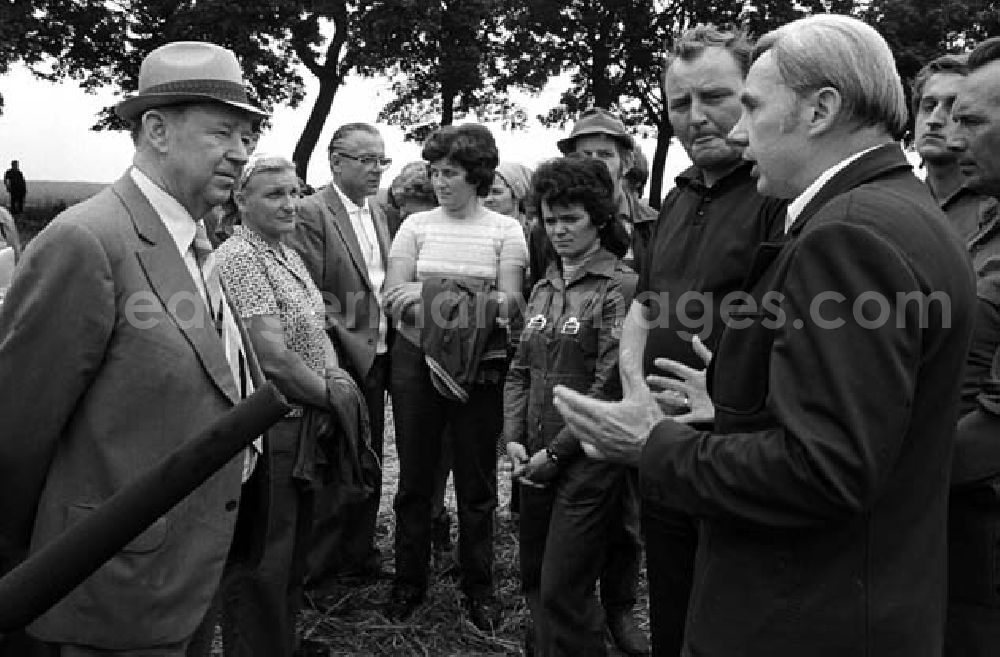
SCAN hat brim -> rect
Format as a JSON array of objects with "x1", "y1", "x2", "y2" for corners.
[
  {"x1": 114, "y1": 92, "x2": 269, "y2": 122},
  {"x1": 557, "y1": 128, "x2": 634, "y2": 154}
]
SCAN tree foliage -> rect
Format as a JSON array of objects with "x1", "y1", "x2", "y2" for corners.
[
  {"x1": 353, "y1": 0, "x2": 537, "y2": 143},
  {"x1": 0, "y1": 0, "x2": 47, "y2": 114},
  {"x1": 19, "y1": 0, "x2": 377, "y2": 181}
]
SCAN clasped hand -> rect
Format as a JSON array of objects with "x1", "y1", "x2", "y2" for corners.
[
  {"x1": 506, "y1": 442, "x2": 558, "y2": 488},
  {"x1": 383, "y1": 282, "x2": 422, "y2": 321}
]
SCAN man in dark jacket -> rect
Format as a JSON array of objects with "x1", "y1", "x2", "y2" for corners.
[
  {"x1": 556, "y1": 14, "x2": 975, "y2": 657},
  {"x1": 3, "y1": 161, "x2": 25, "y2": 215},
  {"x1": 620, "y1": 24, "x2": 788, "y2": 656},
  {"x1": 944, "y1": 36, "x2": 1000, "y2": 657}
]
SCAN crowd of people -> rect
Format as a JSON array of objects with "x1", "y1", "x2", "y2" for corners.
[{"x1": 2, "y1": 11, "x2": 1000, "y2": 657}]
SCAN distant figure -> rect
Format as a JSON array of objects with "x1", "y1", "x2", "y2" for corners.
[{"x1": 4, "y1": 160, "x2": 26, "y2": 214}]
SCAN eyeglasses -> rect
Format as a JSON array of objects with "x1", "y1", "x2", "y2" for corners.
[{"x1": 336, "y1": 152, "x2": 393, "y2": 170}]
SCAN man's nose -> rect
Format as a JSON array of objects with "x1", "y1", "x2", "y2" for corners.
[
  {"x1": 946, "y1": 130, "x2": 967, "y2": 154},
  {"x1": 229, "y1": 137, "x2": 249, "y2": 165},
  {"x1": 689, "y1": 99, "x2": 709, "y2": 125},
  {"x1": 726, "y1": 122, "x2": 748, "y2": 149}
]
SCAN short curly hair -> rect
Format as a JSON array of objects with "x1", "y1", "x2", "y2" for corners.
[
  {"x1": 530, "y1": 156, "x2": 628, "y2": 256},
  {"x1": 421, "y1": 123, "x2": 499, "y2": 196}
]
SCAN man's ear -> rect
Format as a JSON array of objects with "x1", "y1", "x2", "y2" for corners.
[
  {"x1": 328, "y1": 151, "x2": 341, "y2": 177},
  {"x1": 807, "y1": 86, "x2": 843, "y2": 136},
  {"x1": 619, "y1": 149, "x2": 635, "y2": 180},
  {"x1": 142, "y1": 110, "x2": 171, "y2": 154}
]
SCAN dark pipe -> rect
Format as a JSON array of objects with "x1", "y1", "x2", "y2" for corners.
[{"x1": 0, "y1": 382, "x2": 289, "y2": 632}]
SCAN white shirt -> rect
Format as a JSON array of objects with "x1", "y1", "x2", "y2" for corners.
[
  {"x1": 333, "y1": 184, "x2": 388, "y2": 354},
  {"x1": 130, "y1": 167, "x2": 209, "y2": 304},
  {"x1": 785, "y1": 144, "x2": 888, "y2": 233},
  {"x1": 130, "y1": 166, "x2": 260, "y2": 479}
]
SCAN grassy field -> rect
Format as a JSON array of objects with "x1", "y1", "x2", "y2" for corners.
[
  {"x1": 290, "y1": 409, "x2": 650, "y2": 656},
  {"x1": 1, "y1": 180, "x2": 106, "y2": 243}
]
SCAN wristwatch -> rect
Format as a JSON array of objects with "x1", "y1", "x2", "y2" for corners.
[{"x1": 544, "y1": 447, "x2": 560, "y2": 465}]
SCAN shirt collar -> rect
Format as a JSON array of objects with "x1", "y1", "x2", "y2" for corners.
[
  {"x1": 785, "y1": 144, "x2": 883, "y2": 233},
  {"x1": 934, "y1": 182, "x2": 977, "y2": 210},
  {"x1": 333, "y1": 183, "x2": 369, "y2": 214},
  {"x1": 130, "y1": 166, "x2": 198, "y2": 256},
  {"x1": 542, "y1": 247, "x2": 618, "y2": 286},
  {"x1": 232, "y1": 224, "x2": 286, "y2": 258},
  {"x1": 674, "y1": 161, "x2": 753, "y2": 192}
]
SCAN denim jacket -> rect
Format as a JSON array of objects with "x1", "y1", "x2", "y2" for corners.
[{"x1": 503, "y1": 247, "x2": 636, "y2": 460}]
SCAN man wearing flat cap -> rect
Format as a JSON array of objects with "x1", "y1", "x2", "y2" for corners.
[{"x1": 0, "y1": 41, "x2": 268, "y2": 655}]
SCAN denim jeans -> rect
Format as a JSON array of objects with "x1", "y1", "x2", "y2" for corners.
[
  {"x1": 519, "y1": 457, "x2": 634, "y2": 656},
  {"x1": 390, "y1": 337, "x2": 500, "y2": 598}
]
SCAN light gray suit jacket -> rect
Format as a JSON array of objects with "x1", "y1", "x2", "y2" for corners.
[{"x1": 0, "y1": 172, "x2": 258, "y2": 648}]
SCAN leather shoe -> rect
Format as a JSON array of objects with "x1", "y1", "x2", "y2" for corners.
[
  {"x1": 605, "y1": 608, "x2": 650, "y2": 655},
  {"x1": 384, "y1": 584, "x2": 425, "y2": 622},
  {"x1": 465, "y1": 595, "x2": 500, "y2": 632}
]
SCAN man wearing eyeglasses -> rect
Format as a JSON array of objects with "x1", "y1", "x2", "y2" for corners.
[{"x1": 291, "y1": 122, "x2": 394, "y2": 595}]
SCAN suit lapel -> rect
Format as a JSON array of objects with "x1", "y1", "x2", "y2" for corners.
[
  {"x1": 114, "y1": 173, "x2": 241, "y2": 405},
  {"x1": 324, "y1": 185, "x2": 375, "y2": 293},
  {"x1": 370, "y1": 201, "x2": 391, "y2": 269}
]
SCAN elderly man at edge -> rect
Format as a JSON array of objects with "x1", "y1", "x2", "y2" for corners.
[
  {"x1": 556, "y1": 15, "x2": 974, "y2": 657},
  {"x1": 0, "y1": 42, "x2": 269, "y2": 656},
  {"x1": 944, "y1": 36, "x2": 1000, "y2": 657}
]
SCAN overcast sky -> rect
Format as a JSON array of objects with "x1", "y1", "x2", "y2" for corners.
[{"x1": 0, "y1": 63, "x2": 694, "y2": 193}]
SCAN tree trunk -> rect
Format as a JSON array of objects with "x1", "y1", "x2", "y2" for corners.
[
  {"x1": 441, "y1": 86, "x2": 456, "y2": 126},
  {"x1": 649, "y1": 119, "x2": 673, "y2": 210},
  {"x1": 292, "y1": 70, "x2": 342, "y2": 185},
  {"x1": 591, "y1": 38, "x2": 613, "y2": 107}
]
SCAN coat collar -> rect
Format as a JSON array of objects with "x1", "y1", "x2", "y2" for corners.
[
  {"x1": 787, "y1": 143, "x2": 912, "y2": 238},
  {"x1": 541, "y1": 246, "x2": 618, "y2": 288},
  {"x1": 113, "y1": 171, "x2": 244, "y2": 404}
]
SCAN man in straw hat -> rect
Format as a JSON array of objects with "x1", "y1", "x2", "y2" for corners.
[{"x1": 0, "y1": 41, "x2": 269, "y2": 655}]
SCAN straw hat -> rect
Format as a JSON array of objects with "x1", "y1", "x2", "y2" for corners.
[{"x1": 115, "y1": 41, "x2": 268, "y2": 121}]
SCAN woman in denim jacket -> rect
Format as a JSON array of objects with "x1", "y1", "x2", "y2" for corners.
[{"x1": 504, "y1": 156, "x2": 637, "y2": 656}]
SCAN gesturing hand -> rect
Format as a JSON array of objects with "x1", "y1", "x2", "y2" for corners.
[
  {"x1": 645, "y1": 335, "x2": 715, "y2": 425},
  {"x1": 552, "y1": 386, "x2": 666, "y2": 467}
]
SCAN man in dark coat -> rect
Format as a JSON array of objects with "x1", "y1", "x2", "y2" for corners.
[
  {"x1": 944, "y1": 36, "x2": 1000, "y2": 657},
  {"x1": 555, "y1": 14, "x2": 975, "y2": 657},
  {"x1": 3, "y1": 161, "x2": 25, "y2": 215},
  {"x1": 620, "y1": 24, "x2": 788, "y2": 655}
]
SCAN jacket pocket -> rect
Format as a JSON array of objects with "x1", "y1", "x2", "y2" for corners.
[
  {"x1": 67, "y1": 503, "x2": 168, "y2": 554},
  {"x1": 711, "y1": 306, "x2": 778, "y2": 416}
]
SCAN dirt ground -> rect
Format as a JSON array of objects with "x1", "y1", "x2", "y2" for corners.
[{"x1": 256, "y1": 406, "x2": 650, "y2": 655}]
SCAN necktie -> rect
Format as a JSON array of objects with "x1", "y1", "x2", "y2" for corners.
[{"x1": 191, "y1": 222, "x2": 258, "y2": 479}]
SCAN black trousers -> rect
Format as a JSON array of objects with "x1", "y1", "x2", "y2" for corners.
[
  {"x1": 9, "y1": 193, "x2": 24, "y2": 215},
  {"x1": 642, "y1": 504, "x2": 698, "y2": 657},
  {"x1": 520, "y1": 458, "x2": 634, "y2": 657},
  {"x1": 304, "y1": 353, "x2": 388, "y2": 592},
  {"x1": 600, "y1": 469, "x2": 642, "y2": 613},
  {"x1": 390, "y1": 337, "x2": 500, "y2": 598}
]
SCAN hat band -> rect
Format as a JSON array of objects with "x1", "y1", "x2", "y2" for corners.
[{"x1": 140, "y1": 78, "x2": 250, "y2": 104}]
